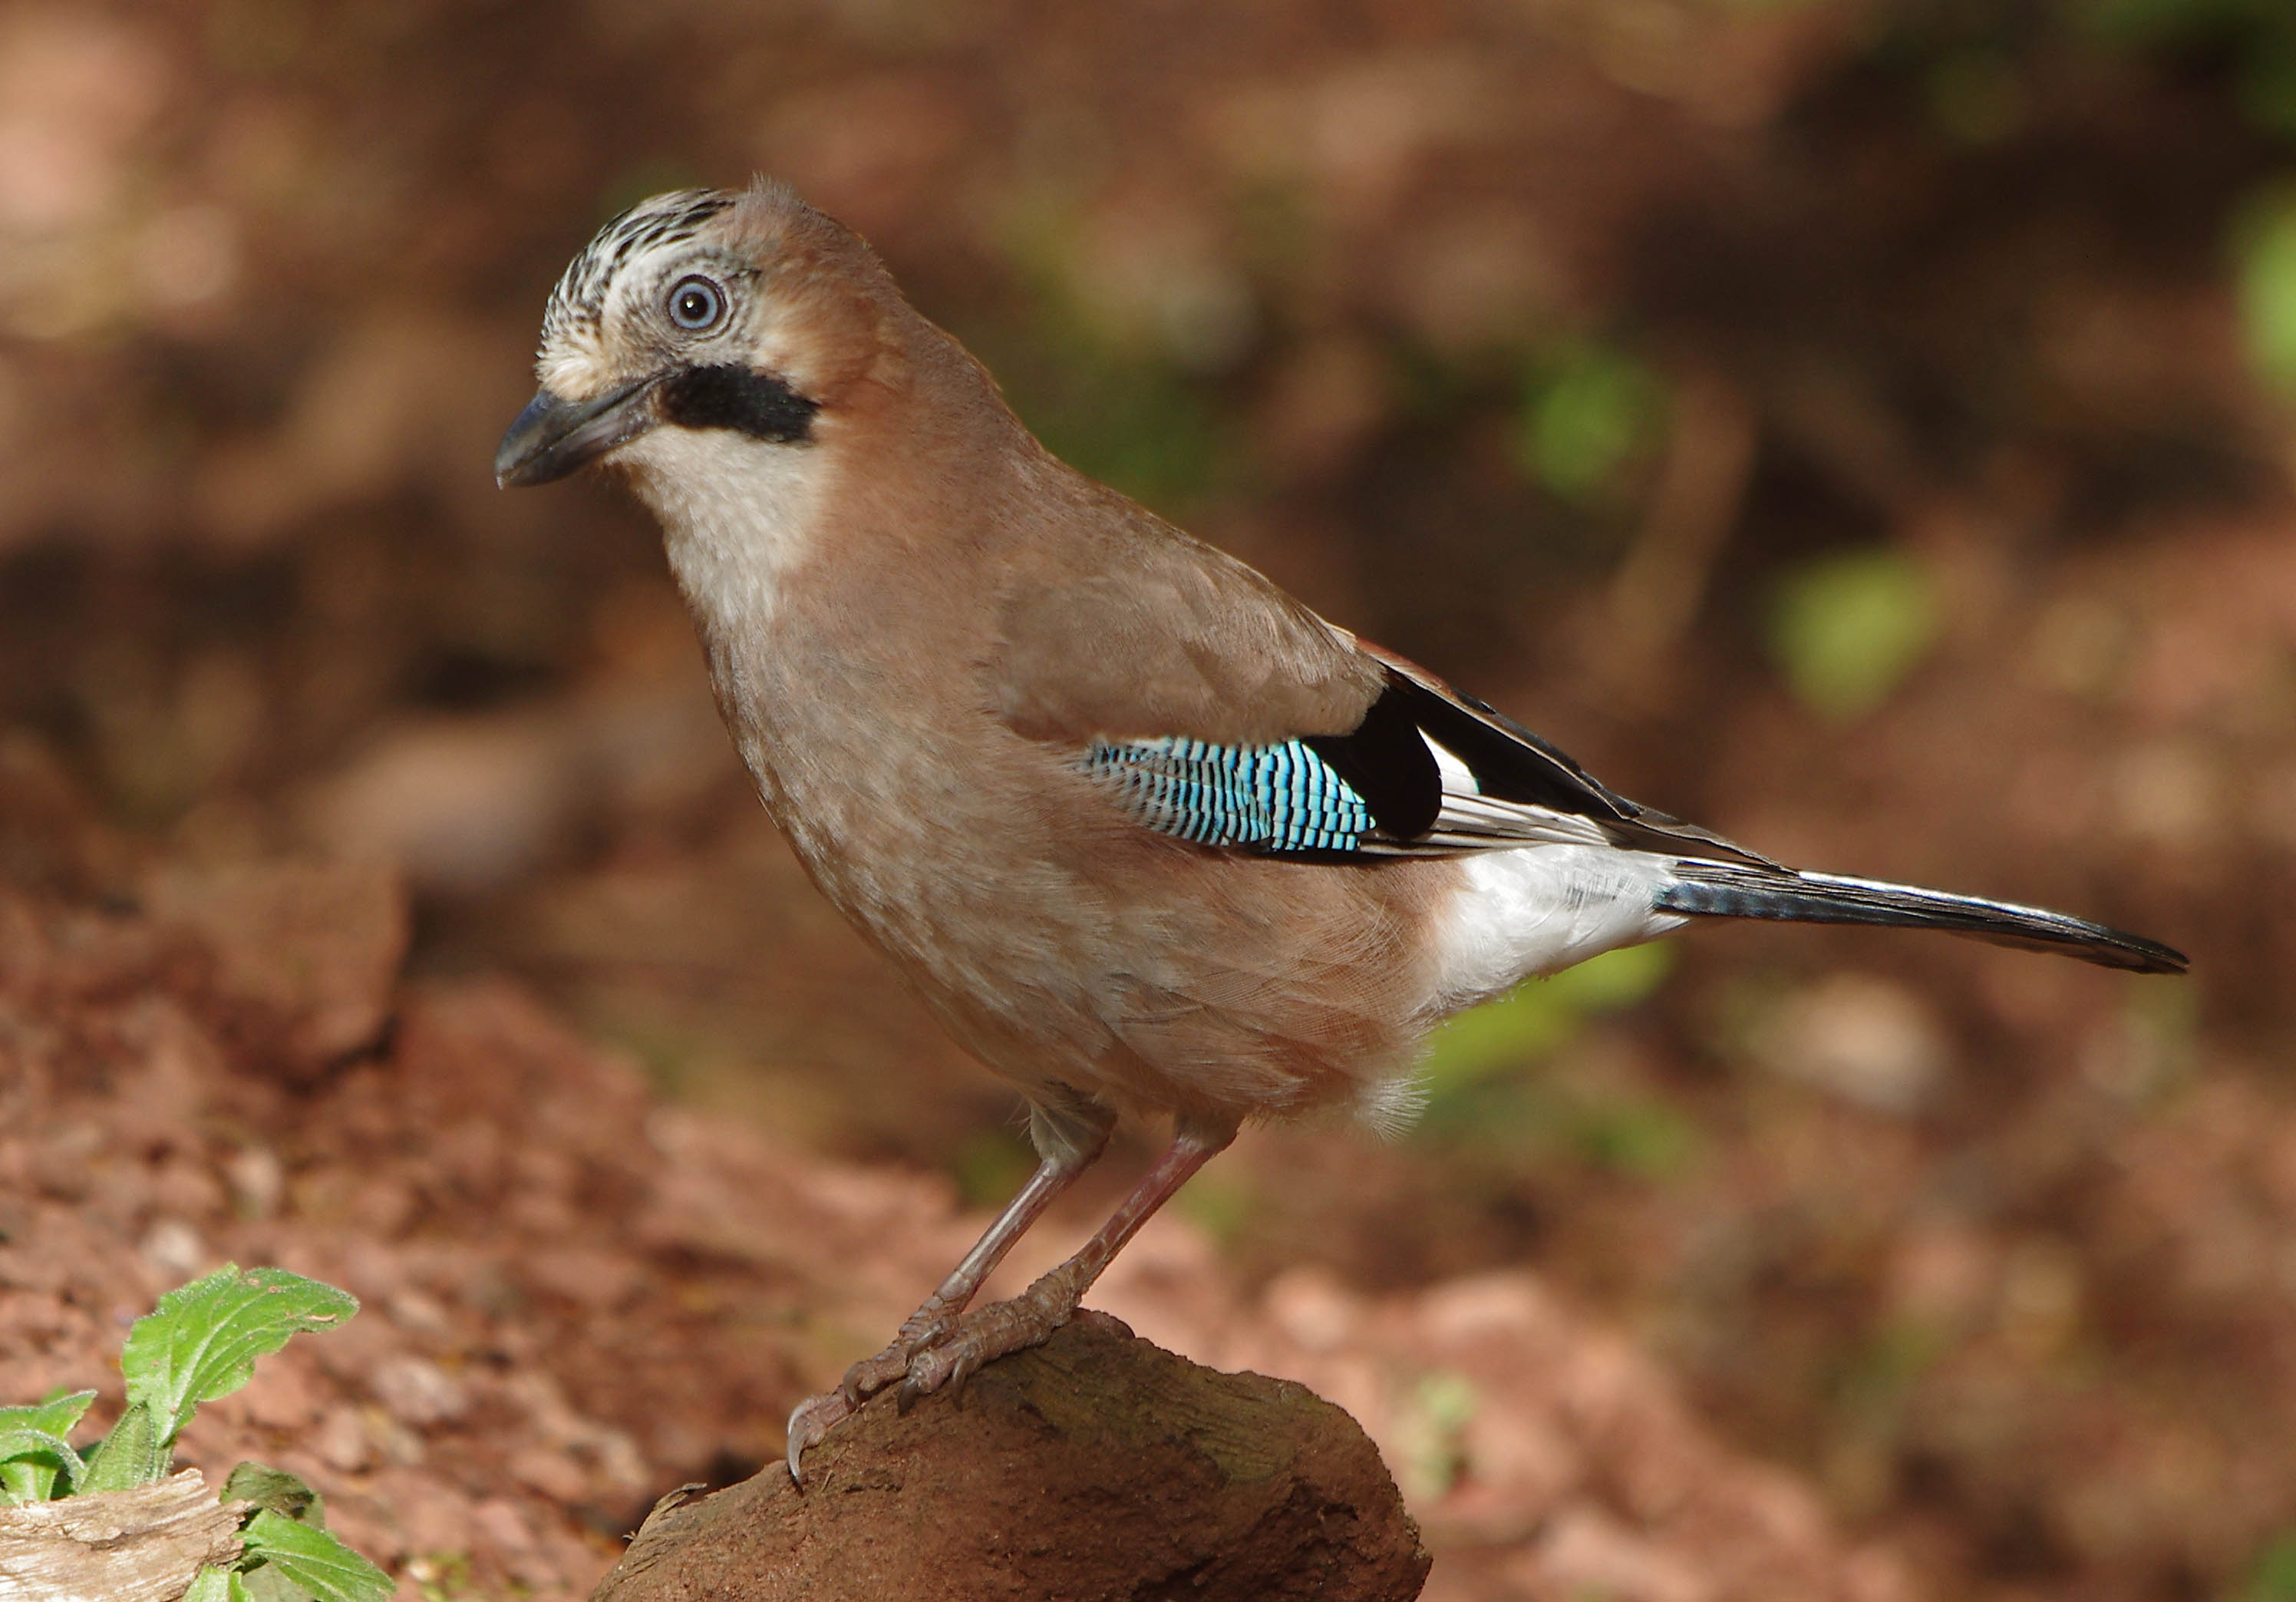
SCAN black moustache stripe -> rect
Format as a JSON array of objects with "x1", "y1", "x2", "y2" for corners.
[{"x1": 658, "y1": 364, "x2": 820, "y2": 444}]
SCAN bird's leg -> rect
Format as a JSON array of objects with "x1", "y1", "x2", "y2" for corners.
[
  {"x1": 839, "y1": 1128, "x2": 1113, "y2": 1402},
  {"x1": 894, "y1": 1118, "x2": 1236, "y2": 1409},
  {"x1": 784, "y1": 1103, "x2": 1113, "y2": 1482}
]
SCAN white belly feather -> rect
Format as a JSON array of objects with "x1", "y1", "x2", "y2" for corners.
[{"x1": 1424, "y1": 844, "x2": 1687, "y2": 1017}]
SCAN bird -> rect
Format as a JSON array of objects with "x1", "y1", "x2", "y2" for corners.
[{"x1": 495, "y1": 179, "x2": 2187, "y2": 1484}]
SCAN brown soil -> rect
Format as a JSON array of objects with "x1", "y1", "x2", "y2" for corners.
[{"x1": 2, "y1": 811, "x2": 1905, "y2": 1600}]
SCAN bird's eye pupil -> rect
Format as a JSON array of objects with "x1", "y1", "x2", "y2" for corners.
[{"x1": 669, "y1": 278, "x2": 723, "y2": 331}]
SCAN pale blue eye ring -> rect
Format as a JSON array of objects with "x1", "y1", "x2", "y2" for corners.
[{"x1": 668, "y1": 276, "x2": 725, "y2": 332}]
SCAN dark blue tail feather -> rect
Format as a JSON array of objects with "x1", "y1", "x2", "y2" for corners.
[{"x1": 1655, "y1": 863, "x2": 2186, "y2": 975}]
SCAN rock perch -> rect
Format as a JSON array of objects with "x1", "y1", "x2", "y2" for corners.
[{"x1": 591, "y1": 1316, "x2": 1430, "y2": 1602}]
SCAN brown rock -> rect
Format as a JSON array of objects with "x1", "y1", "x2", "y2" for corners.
[{"x1": 592, "y1": 1316, "x2": 1430, "y2": 1602}]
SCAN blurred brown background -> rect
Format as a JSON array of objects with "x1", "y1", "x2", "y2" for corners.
[{"x1": 4, "y1": 1, "x2": 2295, "y2": 1597}]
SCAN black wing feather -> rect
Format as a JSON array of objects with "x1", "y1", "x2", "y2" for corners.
[
  {"x1": 1300, "y1": 685, "x2": 1441, "y2": 839},
  {"x1": 1301, "y1": 664, "x2": 1776, "y2": 864}
]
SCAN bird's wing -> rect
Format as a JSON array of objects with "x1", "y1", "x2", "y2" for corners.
[
  {"x1": 1331, "y1": 640, "x2": 1779, "y2": 864},
  {"x1": 986, "y1": 528, "x2": 2188, "y2": 975},
  {"x1": 991, "y1": 531, "x2": 1386, "y2": 752},
  {"x1": 990, "y1": 532, "x2": 1770, "y2": 865}
]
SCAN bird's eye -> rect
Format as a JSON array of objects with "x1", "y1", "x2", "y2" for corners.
[{"x1": 668, "y1": 276, "x2": 726, "y2": 332}]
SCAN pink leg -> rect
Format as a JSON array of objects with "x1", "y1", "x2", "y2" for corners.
[
  {"x1": 895, "y1": 1121, "x2": 1236, "y2": 1409},
  {"x1": 785, "y1": 1112, "x2": 1113, "y2": 1481}
]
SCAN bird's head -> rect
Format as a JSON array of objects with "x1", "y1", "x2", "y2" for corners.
[{"x1": 494, "y1": 179, "x2": 898, "y2": 491}]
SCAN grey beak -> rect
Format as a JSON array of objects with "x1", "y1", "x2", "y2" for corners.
[{"x1": 494, "y1": 378, "x2": 660, "y2": 487}]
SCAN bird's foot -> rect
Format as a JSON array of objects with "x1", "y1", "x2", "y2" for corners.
[
  {"x1": 783, "y1": 1272, "x2": 1090, "y2": 1485},
  {"x1": 782, "y1": 1388, "x2": 853, "y2": 1485},
  {"x1": 894, "y1": 1268, "x2": 1083, "y2": 1412},
  {"x1": 784, "y1": 1299, "x2": 962, "y2": 1484},
  {"x1": 835, "y1": 1301, "x2": 958, "y2": 1406}
]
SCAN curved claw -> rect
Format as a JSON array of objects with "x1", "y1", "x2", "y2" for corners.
[
  {"x1": 793, "y1": 1308, "x2": 969, "y2": 1475},
  {"x1": 894, "y1": 1359, "x2": 942, "y2": 1415},
  {"x1": 784, "y1": 1390, "x2": 853, "y2": 1486}
]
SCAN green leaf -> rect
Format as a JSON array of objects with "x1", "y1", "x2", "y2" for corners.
[
  {"x1": 0, "y1": 1390, "x2": 97, "y2": 1438},
  {"x1": 0, "y1": 1392, "x2": 96, "y2": 1502},
  {"x1": 78, "y1": 1400, "x2": 165, "y2": 1493},
  {"x1": 238, "y1": 1508, "x2": 393, "y2": 1602},
  {"x1": 241, "y1": 1566, "x2": 314, "y2": 1602},
  {"x1": 221, "y1": 1461, "x2": 324, "y2": 1526},
  {"x1": 121, "y1": 1266, "x2": 358, "y2": 1449},
  {"x1": 0, "y1": 1428, "x2": 86, "y2": 1504},
  {"x1": 1767, "y1": 547, "x2": 1938, "y2": 722},
  {"x1": 183, "y1": 1566, "x2": 252, "y2": 1602}
]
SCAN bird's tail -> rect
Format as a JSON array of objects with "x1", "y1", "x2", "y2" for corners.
[{"x1": 1654, "y1": 860, "x2": 2187, "y2": 975}]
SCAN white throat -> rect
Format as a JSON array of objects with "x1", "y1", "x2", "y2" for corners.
[{"x1": 619, "y1": 427, "x2": 828, "y2": 642}]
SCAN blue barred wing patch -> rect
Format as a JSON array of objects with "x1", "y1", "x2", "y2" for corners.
[{"x1": 1083, "y1": 736, "x2": 1374, "y2": 854}]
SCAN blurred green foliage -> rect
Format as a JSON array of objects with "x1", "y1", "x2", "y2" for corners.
[
  {"x1": 1174, "y1": 1164, "x2": 1256, "y2": 1248},
  {"x1": 1421, "y1": 943, "x2": 1675, "y2": 1094},
  {"x1": 1018, "y1": 346, "x2": 1226, "y2": 516},
  {"x1": 1395, "y1": 1369, "x2": 1479, "y2": 1501},
  {"x1": 1416, "y1": 1068, "x2": 1697, "y2": 1180},
  {"x1": 963, "y1": 305, "x2": 1228, "y2": 517},
  {"x1": 977, "y1": 205, "x2": 1233, "y2": 516},
  {"x1": 1414, "y1": 944, "x2": 1694, "y2": 1178},
  {"x1": 1516, "y1": 343, "x2": 1666, "y2": 504},
  {"x1": 2236, "y1": 187, "x2": 2296, "y2": 395},
  {"x1": 2070, "y1": 0, "x2": 2296, "y2": 137},
  {"x1": 1571, "y1": 1095, "x2": 1700, "y2": 1177},
  {"x1": 2095, "y1": 972, "x2": 2203, "y2": 1104},
  {"x1": 2251, "y1": 53, "x2": 2296, "y2": 138},
  {"x1": 1831, "y1": 1316, "x2": 1948, "y2": 1432},
  {"x1": 2239, "y1": 1532, "x2": 2296, "y2": 1602},
  {"x1": 598, "y1": 161, "x2": 714, "y2": 226},
  {"x1": 1766, "y1": 547, "x2": 1940, "y2": 722},
  {"x1": 1927, "y1": 48, "x2": 2029, "y2": 144},
  {"x1": 952, "y1": 1126, "x2": 1039, "y2": 1211}
]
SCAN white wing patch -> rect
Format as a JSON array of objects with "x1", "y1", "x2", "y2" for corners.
[
  {"x1": 1425, "y1": 734, "x2": 1477, "y2": 794},
  {"x1": 1361, "y1": 731, "x2": 1614, "y2": 854}
]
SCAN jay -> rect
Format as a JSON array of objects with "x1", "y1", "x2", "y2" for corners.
[{"x1": 495, "y1": 180, "x2": 2185, "y2": 1481}]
